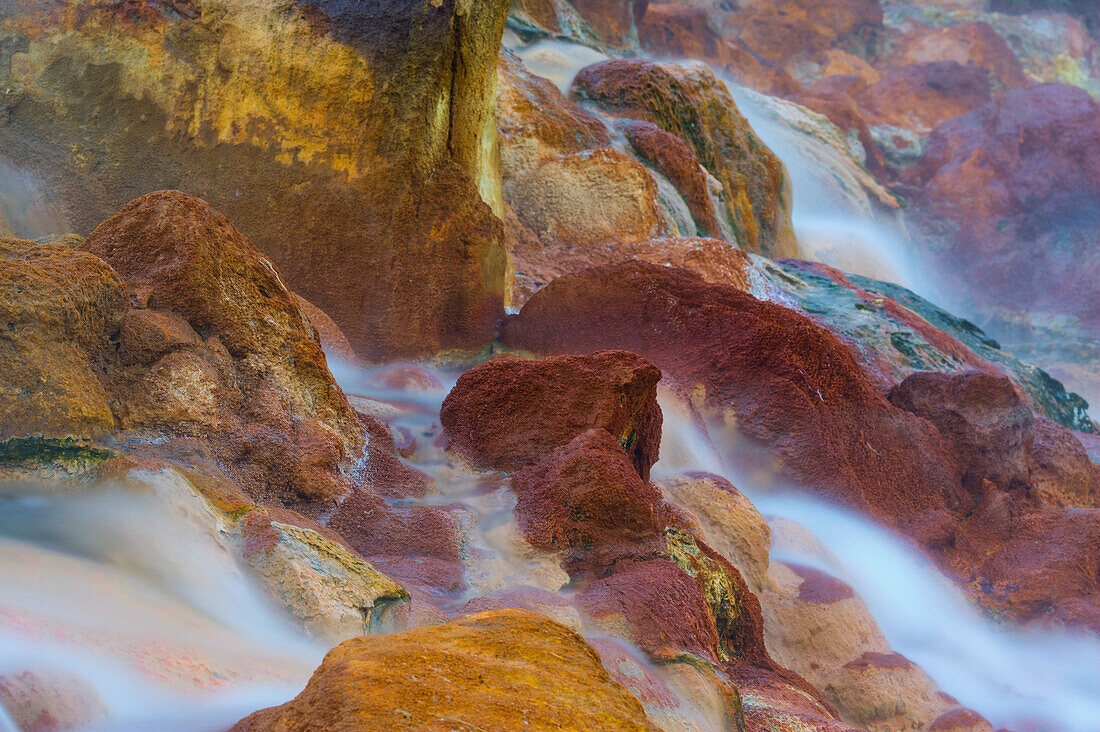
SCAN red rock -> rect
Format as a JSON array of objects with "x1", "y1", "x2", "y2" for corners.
[
  {"x1": 929, "y1": 707, "x2": 995, "y2": 732},
  {"x1": 294, "y1": 294, "x2": 356, "y2": 363},
  {"x1": 511, "y1": 428, "x2": 664, "y2": 572},
  {"x1": 888, "y1": 22, "x2": 1030, "y2": 91},
  {"x1": 888, "y1": 371, "x2": 1034, "y2": 495},
  {"x1": 789, "y1": 564, "x2": 856, "y2": 605},
  {"x1": 440, "y1": 350, "x2": 662, "y2": 480},
  {"x1": 1031, "y1": 417, "x2": 1100, "y2": 508},
  {"x1": 791, "y1": 85, "x2": 889, "y2": 177},
  {"x1": 624, "y1": 120, "x2": 722, "y2": 237},
  {"x1": 501, "y1": 261, "x2": 965, "y2": 542},
  {"x1": 902, "y1": 83, "x2": 1100, "y2": 333},
  {"x1": 0, "y1": 670, "x2": 108, "y2": 732},
  {"x1": 637, "y1": 4, "x2": 801, "y2": 96},
  {"x1": 856, "y1": 61, "x2": 993, "y2": 134},
  {"x1": 571, "y1": 59, "x2": 795, "y2": 256}
]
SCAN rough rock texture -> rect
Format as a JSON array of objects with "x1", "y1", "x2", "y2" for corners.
[
  {"x1": 0, "y1": 0, "x2": 511, "y2": 360},
  {"x1": 512, "y1": 428, "x2": 664, "y2": 573},
  {"x1": 637, "y1": 4, "x2": 801, "y2": 96},
  {"x1": 902, "y1": 83, "x2": 1100, "y2": 337},
  {"x1": 888, "y1": 371, "x2": 1034, "y2": 495},
  {"x1": 501, "y1": 261, "x2": 965, "y2": 543},
  {"x1": 657, "y1": 472, "x2": 771, "y2": 592},
  {"x1": 0, "y1": 238, "x2": 124, "y2": 441},
  {"x1": 569, "y1": 0, "x2": 650, "y2": 48},
  {"x1": 241, "y1": 513, "x2": 409, "y2": 643},
  {"x1": 572, "y1": 59, "x2": 796, "y2": 256},
  {"x1": 856, "y1": 61, "x2": 993, "y2": 134},
  {"x1": 230, "y1": 610, "x2": 659, "y2": 731},
  {"x1": 440, "y1": 350, "x2": 663, "y2": 479}
]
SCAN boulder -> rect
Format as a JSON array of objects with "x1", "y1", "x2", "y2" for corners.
[
  {"x1": 888, "y1": 22, "x2": 1031, "y2": 91},
  {"x1": 440, "y1": 350, "x2": 662, "y2": 480},
  {"x1": 888, "y1": 371, "x2": 1034, "y2": 495},
  {"x1": 0, "y1": 0, "x2": 511, "y2": 360},
  {"x1": 569, "y1": 0, "x2": 651, "y2": 48},
  {"x1": 511, "y1": 428, "x2": 664, "y2": 573},
  {"x1": 230, "y1": 610, "x2": 658, "y2": 731},
  {"x1": 901, "y1": 83, "x2": 1100, "y2": 337},
  {"x1": 571, "y1": 60, "x2": 796, "y2": 256},
  {"x1": 501, "y1": 261, "x2": 965, "y2": 542},
  {"x1": 0, "y1": 670, "x2": 108, "y2": 732},
  {"x1": 856, "y1": 61, "x2": 993, "y2": 135}
]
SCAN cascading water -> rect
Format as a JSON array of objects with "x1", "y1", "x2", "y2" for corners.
[
  {"x1": 655, "y1": 399, "x2": 1100, "y2": 732},
  {"x1": 0, "y1": 475, "x2": 324, "y2": 731}
]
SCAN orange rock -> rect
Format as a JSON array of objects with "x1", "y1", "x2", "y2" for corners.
[
  {"x1": 724, "y1": 0, "x2": 883, "y2": 70},
  {"x1": 230, "y1": 610, "x2": 658, "y2": 731},
  {"x1": 856, "y1": 61, "x2": 992, "y2": 134}
]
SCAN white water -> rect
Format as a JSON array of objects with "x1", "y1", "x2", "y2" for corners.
[
  {"x1": 0, "y1": 476, "x2": 323, "y2": 731},
  {"x1": 655, "y1": 400, "x2": 1100, "y2": 732}
]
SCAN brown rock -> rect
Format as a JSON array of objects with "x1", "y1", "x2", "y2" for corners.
[
  {"x1": 724, "y1": 0, "x2": 883, "y2": 70},
  {"x1": 889, "y1": 22, "x2": 1031, "y2": 91},
  {"x1": 888, "y1": 371, "x2": 1034, "y2": 495},
  {"x1": 0, "y1": 238, "x2": 124, "y2": 441},
  {"x1": 0, "y1": 670, "x2": 108, "y2": 732},
  {"x1": 856, "y1": 61, "x2": 993, "y2": 134},
  {"x1": 572, "y1": 59, "x2": 796, "y2": 256},
  {"x1": 230, "y1": 609, "x2": 658, "y2": 731},
  {"x1": 570, "y1": 0, "x2": 650, "y2": 48},
  {"x1": 440, "y1": 350, "x2": 663, "y2": 480},
  {"x1": 0, "y1": 0, "x2": 511, "y2": 361}
]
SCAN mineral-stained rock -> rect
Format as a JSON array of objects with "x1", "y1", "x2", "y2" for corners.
[
  {"x1": 505, "y1": 147, "x2": 663, "y2": 248},
  {"x1": 888, "y1": 371, "x2": 1035, "y2": 495},
  {"x1": 0, "y1": 238, "x2": 124, "y2": 441},
  {"x1": 637, "y1": 4, "x2": 801, "y2": 96},
  {"x1": 240, "y1": 512, "x2": 409, "y2": 643},
  {"x1": 501, "y1": 261, "x2": 965, "y2": 542},
  {"x1": 571, "y1": 59, "x2": 796, "y2": 256},
  {"x1": 84, "y1": 190, "x2": 361, "y2": 450},
  {"x1": 0, "y1": 0, "x2": 511, "y2": 360},
  {"x1": 887, "y1": 21, "x2": 1030, "y2": 91},
  {"x1": 511, "y1": 428, "x2": 664, "y2": 572},
  {"x1": 657, "y1": 472, "x2": 771, "y2": 592},
  {"x1": 230, "y1": 609, "x2": 659, "y2": 731},
  {"x1": 856, "y1": 61, "x2": 993, "y2": 134},
  {"x1": 1031, "y1": 417, "x2": 1100, "y2": 508},
  {"x1": 440, "y1": 350, "x2": 662, "y2": 480},
  {"x1": 569, "y1": 0, "x2": 650, "y2": 48},
  {"x1": 901, "y1": 83, "x2": 1100, "y2": 339}
]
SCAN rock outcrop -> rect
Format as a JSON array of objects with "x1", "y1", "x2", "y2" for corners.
[
  {"x1": 231, "y1": 610, "x2": 659, "y2": 731},
  {"x1": 0, "y1": 0, "x2": 512, "y2": 360}
]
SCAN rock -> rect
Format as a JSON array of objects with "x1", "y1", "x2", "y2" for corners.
[
  {"x1": 761, "y1": 561, "x2": 981, "y2": 731},
  {"x1": 1031, "y1": 417, "x2": 1100, "y2": 508},
  {"x1": 624, "y1": 121, "x2": 722, "y2": 238},
  {"x1": 569, "y1": 0, "x2": 650, "y2": 48},
  {"x1": 888, "y1": 371, "x2": 1034, "y2": 495},
  {"x1": 83, "y1": 191, "x2": 363, "y2": 453},
  {"x1": 856, "y1": 61, "x2": 993, "y2": 134},
  {"x1": 901, "y1": 83, "x2": 1100, "y2": 339},
  {"x1": 724, "y1": 0, "x2": 884, "y2": 73},
  {"x1": 511, "y1": 428, "x2": 664, "y2": 573},
  {"x1": 294, "y1": 295, "x2": 357, "y2": 364},
  {"x1": 0, "y1": 0, "x2": 511, "y2": 360},
  {"x1": 497, "y1": 49, "x2": 610, "y2": 179},
  {"x1": 230, "y1": 609, "x2": 659, "y2": 731},
  {"x1": 657, "y1": 472, "x2": 771, "y2": 592},
  {"x1": 637, "y1": 4, "x2": 801, "y2": 96},
  {"x1": 504, "y1": 147, "x2": 663, "y2": 249},
  {"x1": 0, "y1": 670, "x2": 108, "y2": 732},
  {"x1": 571, "y1": 60, "x2": 796, "y2": 256},
  {"x1": 117, "y1": 308, "x2": 202, "y2": 367},
  {"x1": 440, "y1": 350, "x2": 662, "y2": 480},
  {"x1": 0, "y1": 238, "x2": 124, "y2": 441},
  {"x1": 888, "y1": 21, "x2": 1031, "y2": 91},
  {"x1": 241, "y1": 512, "x2": 409, "y2": 643},
  {"x1": 501, "y1": 261, "x2": 965, "y2": 543}
]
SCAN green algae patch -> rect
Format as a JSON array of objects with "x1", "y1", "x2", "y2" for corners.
[{"x1": 0, "y1": 436, "x2": 116, "y2": 467}]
